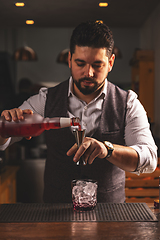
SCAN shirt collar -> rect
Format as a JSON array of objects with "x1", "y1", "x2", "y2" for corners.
[{"x1": 68, "y1": 76, "x2": 108, "y2": 99}]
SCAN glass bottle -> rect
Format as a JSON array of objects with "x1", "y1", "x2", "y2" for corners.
[{"x1": 0, "y1": 113, "x2": 81, "y2": 138}]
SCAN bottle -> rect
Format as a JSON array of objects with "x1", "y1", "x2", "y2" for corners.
[{"x1": 0, "y1": 113, "x2": 81, "y2": 138}]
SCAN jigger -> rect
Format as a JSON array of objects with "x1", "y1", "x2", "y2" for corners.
[{"x1": 73, "y1": 129, "x2": 86, "y2": 165}]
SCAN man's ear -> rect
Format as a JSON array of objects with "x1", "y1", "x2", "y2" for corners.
[
  {"x1": 68, "y1": 51, "x2": 72, "y2": 68},
  {"x1": 108, "y1": 54, "x2": 115, "y2": 72}
]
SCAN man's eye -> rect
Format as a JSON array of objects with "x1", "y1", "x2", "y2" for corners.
[
  {"x1": 77, "y1": 63, "x2": 85, "y2": 67},
  {"x1": 93, "y1": 65, "x2": 102, "y2": 68}
]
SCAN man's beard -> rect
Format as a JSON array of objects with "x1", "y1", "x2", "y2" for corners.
[{"x1": 72, "y1": 77, "x2": 105, "y2": 95}]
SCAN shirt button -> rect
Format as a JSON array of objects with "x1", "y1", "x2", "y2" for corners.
[
  {"x1": 83, "y1": 122, "x2": 87, "y2": 127},
  {"x1": 84, "y1": 106, "x2": 87, "y2": 110}
]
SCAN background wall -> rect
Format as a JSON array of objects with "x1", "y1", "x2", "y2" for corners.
[
  {"x1": 109, "y1": 28, "x2": 139, "y2": 87},
  {"x1": 140, "y1": 2, "x2": 160, "y2": 137},
  {"x1": 0, "y1": 26, "x2": 139, "y2": 89},
  {"x1": 1, "y1": 3, "x2": 160, "y2": 138}
]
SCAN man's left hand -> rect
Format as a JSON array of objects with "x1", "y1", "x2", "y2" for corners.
[{"x1": 67, "y1": 137, "x2": 108, "y2": 164}]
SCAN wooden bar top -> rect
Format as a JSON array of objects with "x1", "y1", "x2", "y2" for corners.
[{"x1": 0, "y1": 203, "x2": 159, "y2": 240}]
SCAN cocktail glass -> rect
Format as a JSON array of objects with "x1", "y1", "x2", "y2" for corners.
[{"x1": 72, "y1": 179, "x2": 98, "y2": 211}]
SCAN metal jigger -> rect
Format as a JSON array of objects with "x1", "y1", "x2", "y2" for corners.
[{"x1": 73, "y1": 129, "x2": 86, "y2": 165}]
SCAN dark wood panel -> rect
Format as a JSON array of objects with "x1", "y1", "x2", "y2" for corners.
[
  {"x1": 125, "y1": 179, "x2": 159, "y2": 188},
  {"x1": 0, "y1": 221, "x2": 159, "y2": 240}
]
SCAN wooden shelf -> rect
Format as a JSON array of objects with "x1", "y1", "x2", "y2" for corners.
[
  {"x1": 0, "y1": 166, "x2": 19, "y2": 204},
  {"x1": 131, "y1": 50, "x2": 154, "y2": 122},
  {"x1": 125, "y1": 167, "x2": 160, "y2": 203}
]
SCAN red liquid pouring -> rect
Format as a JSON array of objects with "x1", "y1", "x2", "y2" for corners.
[{"x1": 0, "y1": 113, "x2": 81, "y2": 138}]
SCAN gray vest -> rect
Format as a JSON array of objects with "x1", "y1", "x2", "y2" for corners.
[{"x1": 44, "y1": 80, "x2": 128, "y2": 203}]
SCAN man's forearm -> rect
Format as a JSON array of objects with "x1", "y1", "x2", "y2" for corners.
[
  {"x1": 67, "y1": 137, "x2": 140, "y2": 171},
  {"x1": 107, "y1": 144, "x2": 139, "y2": 172}
]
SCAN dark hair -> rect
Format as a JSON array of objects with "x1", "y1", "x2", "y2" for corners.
[{"x1": 70, "y1": 21, "x2": 114, "y2": 58}]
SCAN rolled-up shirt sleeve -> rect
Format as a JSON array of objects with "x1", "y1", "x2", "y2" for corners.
[
  {"x1": 19, "y1": 87, "x2": 47, "y2": 116},
  {"x1": 125, "y1": 90, "x2": 158, "y2": 174}
]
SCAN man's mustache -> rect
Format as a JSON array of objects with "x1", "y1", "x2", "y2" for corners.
[{"x1": 79, "y1": 77, "x2": 96, "y2": 83}]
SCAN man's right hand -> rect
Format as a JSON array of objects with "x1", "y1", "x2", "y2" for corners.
[
  {"x1": 1, "y1": 108, "x2": 33, "y2": 122},
  {"x1": 0, "y1": 108, "x2": 33, "y2": 144}
]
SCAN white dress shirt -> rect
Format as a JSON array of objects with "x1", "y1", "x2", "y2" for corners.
[{"x1": 0, "y1": 77, "x2": 157, "y2": 174}]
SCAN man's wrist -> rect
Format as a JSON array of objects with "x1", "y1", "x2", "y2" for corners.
[{"x1": 103, "y1": 141, "x2": 114, "y2": 158}]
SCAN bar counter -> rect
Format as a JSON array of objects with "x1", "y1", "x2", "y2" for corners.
[{"x1": 0, "y1": 203, "x2": 159, "y2": 240}]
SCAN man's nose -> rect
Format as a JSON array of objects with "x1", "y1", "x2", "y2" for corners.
[{"x1": 84, "y1": 65, "x2": 94, "y2": 77}]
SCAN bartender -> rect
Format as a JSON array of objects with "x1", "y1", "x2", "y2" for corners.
[{"x1": 0, "y1": 21, "x2": 157, "y2": 203}]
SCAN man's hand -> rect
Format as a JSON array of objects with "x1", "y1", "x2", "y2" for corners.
[
  {"x1": 67, "y1": 136, "x2": 139, "y2": 172},
  {"x1": 67, "y1": 137, "x2": 108, "y2": 164},
  {"x1": 0, "y1": 108, "x2": 33, "y2": 141},
  {"x1": 1, "y1": 108, "x2": 33, "y2": 122}
]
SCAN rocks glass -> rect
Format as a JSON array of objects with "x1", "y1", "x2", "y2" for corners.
[{"x1": 72, "y1": 179, "x2": 98, "y2": 211}]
